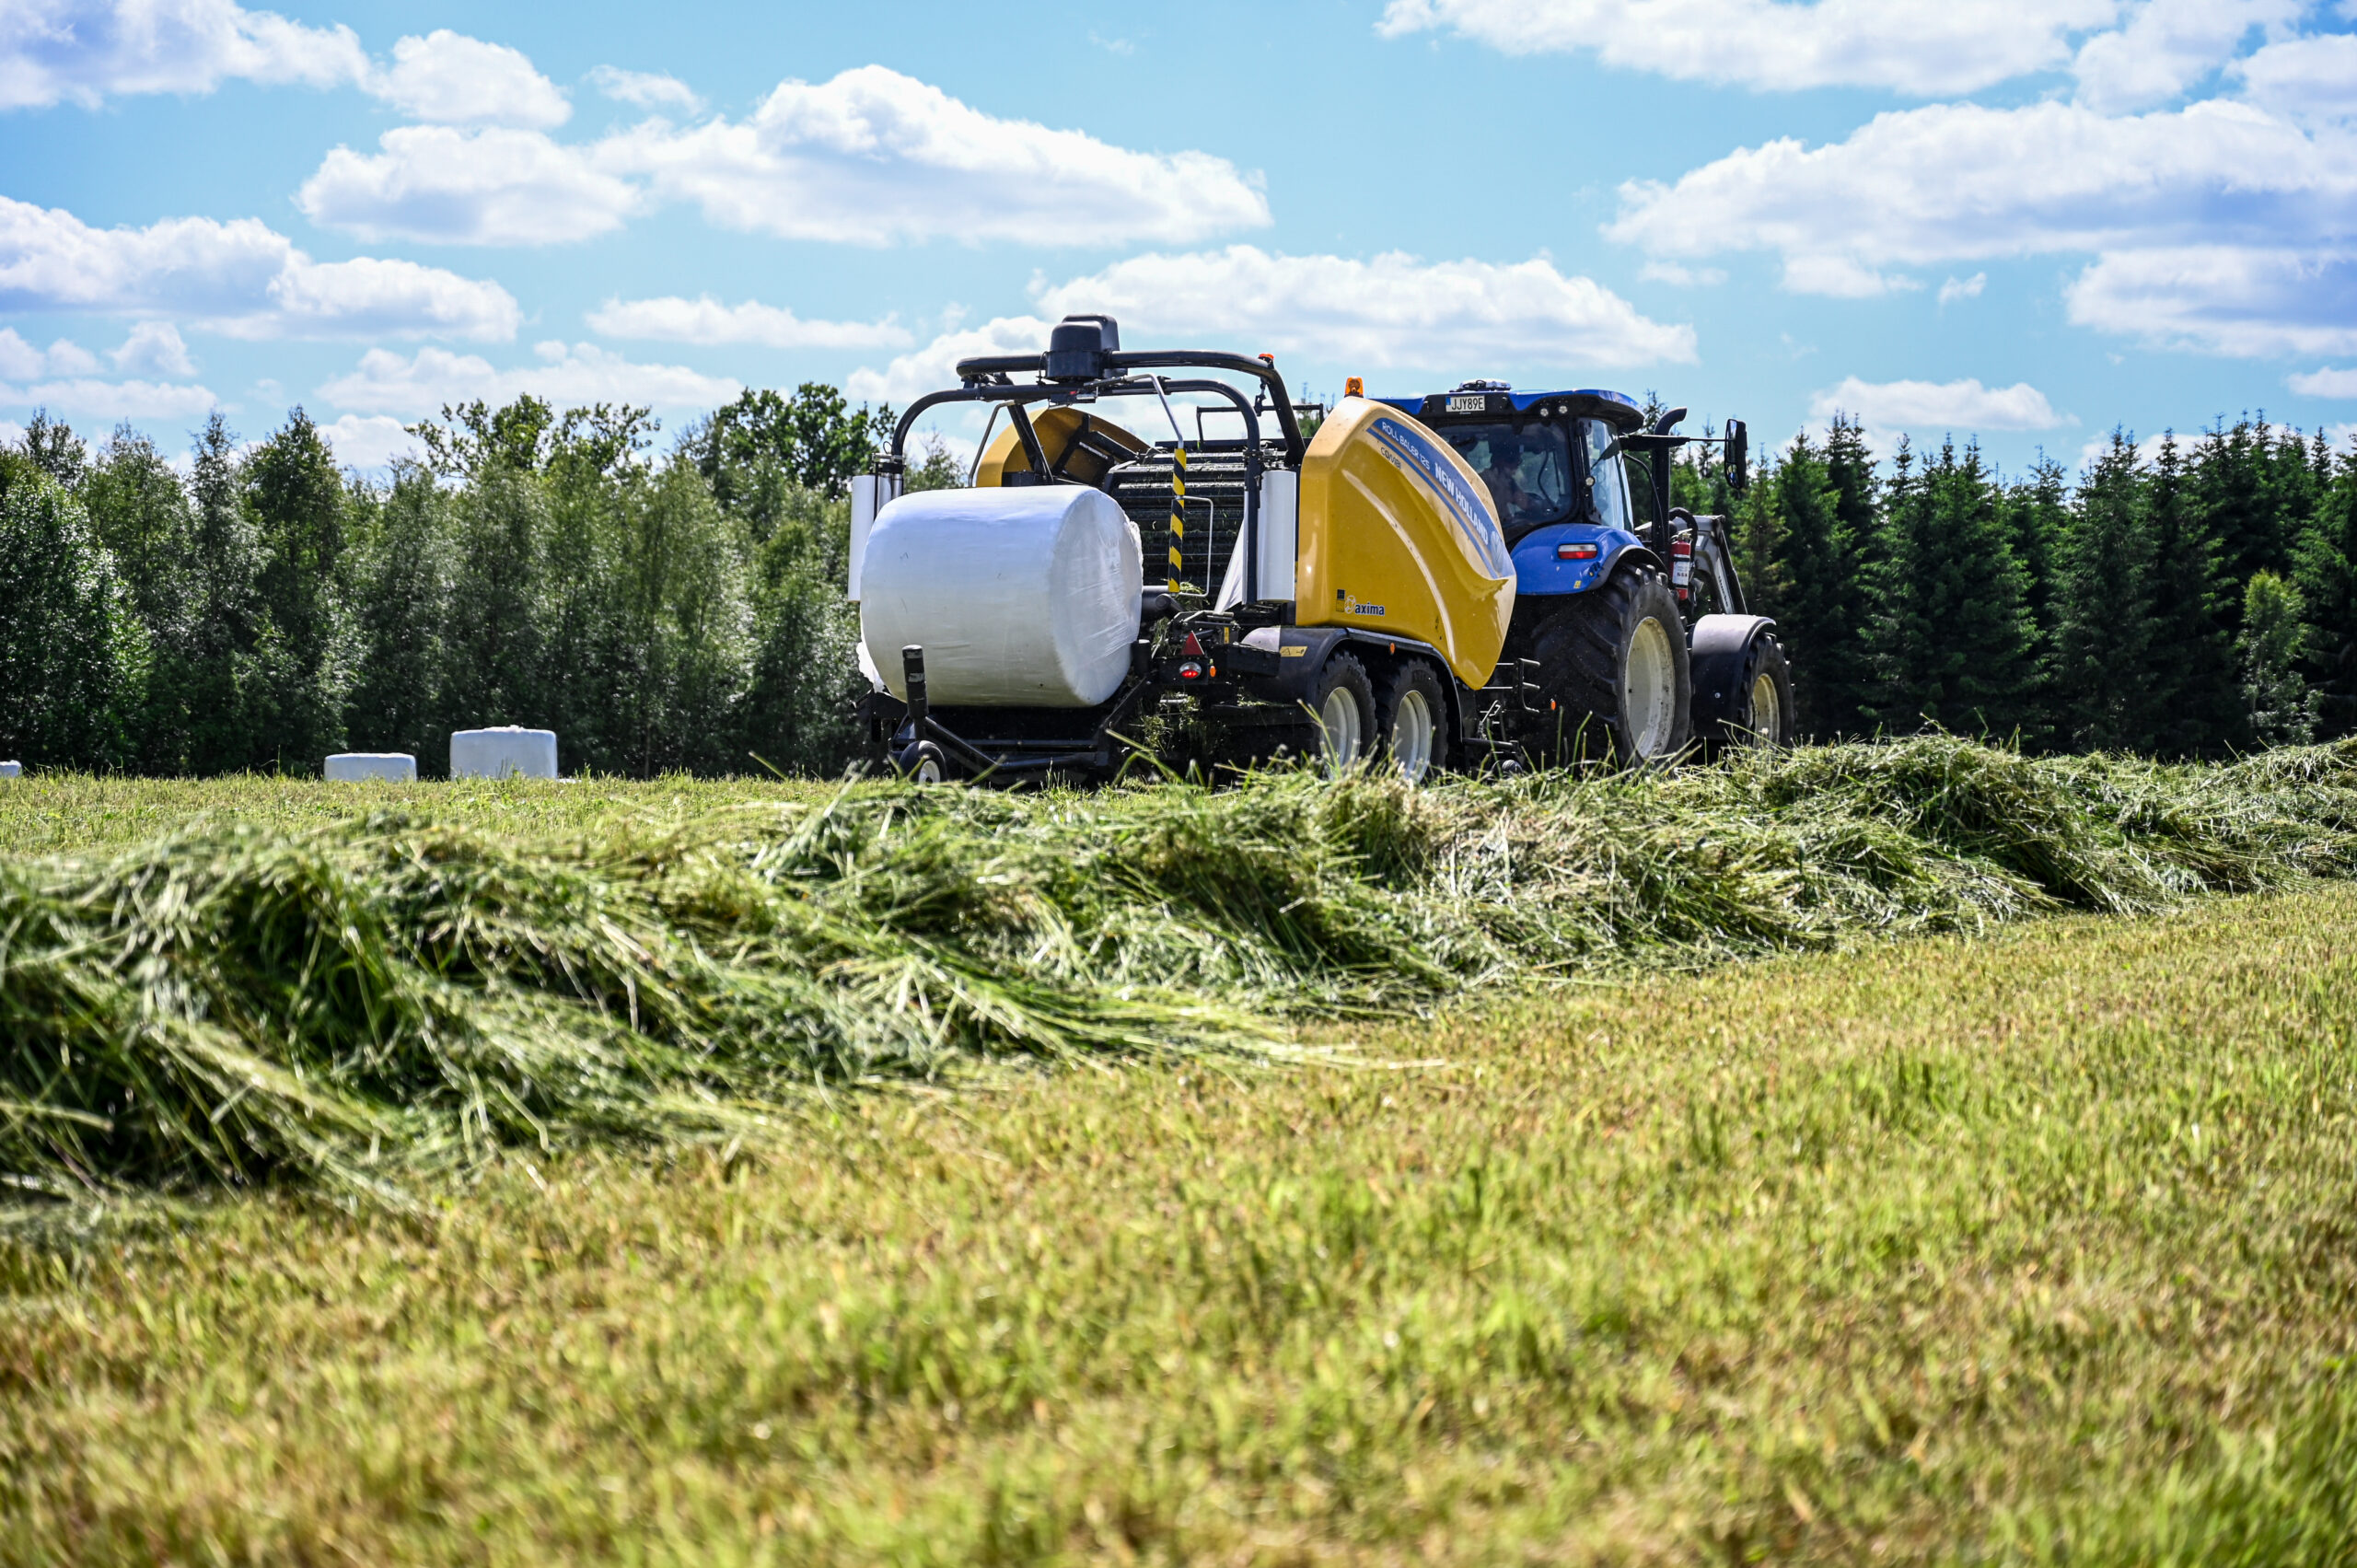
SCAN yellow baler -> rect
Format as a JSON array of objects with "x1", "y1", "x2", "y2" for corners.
[{"x1": 851, "y1": 317, "x2": 1528, "y2": 783}]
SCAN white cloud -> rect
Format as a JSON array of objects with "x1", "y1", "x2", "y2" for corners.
[
  {"x1": 1937, "y1": 272, "x2": 1988, "y2": 305},
  {"x1": 364, "y1": 29, "x2": 568, "y2": 128},
  {"x1": 2072, "y1": 0, "x2": 2301, "y2": 112},
  {"x1": 2, "y1": 323, "x2": 198, "y2": 384},
  {"x1": 2289, "y1": 365, "x2": 2357, "y2": 396},
  {"x1": 2235, "y1": 32, "x2": 2357, "y2": 122},
  {"x1": 110, "y1": 319, "x2": 195, "y2": 376},
  {"x1": 1609, "y1": 97, "x2": 2357, "y2": 353},
  {"x1": 1031, "y1": 246, "x2": 1697, "y2": 368},
  {"x1": 295, "y1": 64, "x2": 1269, "y2": 250},
  {"x1": 0, "y1": 0, "x2": 367, "y2": 110},
  {"x1": 1638, "y1": 260, "x2": 1725, "y2": 286},
  {"x1": 602, "y1": 65, "x2": 1270, "y2": 246},
  {"x1": 298, "y1": 125, "x2": 639, "y2": 245},
  {"x1": 0, "y1": 195, "x2": 519, "y2": 340},
  {"x1": 0, "y1": 330, "x2": 40, "y2": 378},
  {"x1": 586, "y1": 295, "x2": 911, "y2": 349},
  {"x1": 316, "y1": 412, "x2": 423, "y2": 468},
  {"x1": 1808, "y1": 376, "x2": 2071, "y2": 435},
  {"x1": 587, "y1": 64, "x2": 700, "y2": 114},
  {"x1": 2066, "y1": 246, "x2": 2357, "y2": 356},
  {"x1": 318, "y1": 341, "x2": 741, "y2": 417},
  {"x1": 1782, "y1": 255, "x2": 1920, "y2": 296},
  {"x1": 1612, "y1": 99, "x2": 2355, "y2": 271},
  {"x1": 0, "y1": 375, "x2": 217, "y2": 419},
  {"x1": 1374, "y1": 0, "x2": 2117, "y2": 95},
  {"x1": 846, "y1": 315, "x2": 1052, "y2": 407},
  {"x1": 43, "y1": 337, "x2": 99, "y2": 375}
]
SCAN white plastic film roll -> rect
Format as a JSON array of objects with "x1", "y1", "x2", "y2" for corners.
[
  {"x1": 859, "y1": 486, "x2": 1142, "y2": 708},
  {"x1": 450, "y1": 727, "x2": 558, "y2": 779},
  {"x1": 326, "y1": 752, "x2": 417, "y2": 782}
]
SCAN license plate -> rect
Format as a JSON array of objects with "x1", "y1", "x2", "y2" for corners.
[{"x1": 1447, "y1": 394, "x2": 1487, "y2": 412}]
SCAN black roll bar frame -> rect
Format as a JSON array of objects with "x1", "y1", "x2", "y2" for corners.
[{"x1": 884, "y1": 357, "x2": 1301, "y2": 606}]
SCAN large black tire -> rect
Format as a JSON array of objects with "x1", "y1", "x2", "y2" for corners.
[
  {"x1": 1698, "y1": 632, "x2": 1793, "y2": 757},
  {"x1": 1374, "y1": 658, "x2": 1449, "y2": 784},
  {"x1": 1307, "y1": 652, "x2": 1376, "y2": 775},
  {"x1": 1520, "y1": 568, "x2": 1693, "y2": 767}
]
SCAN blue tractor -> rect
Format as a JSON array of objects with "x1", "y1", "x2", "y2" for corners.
[{"x1": 1376, "y1": 382, "x2": 1793, "y2": 766}]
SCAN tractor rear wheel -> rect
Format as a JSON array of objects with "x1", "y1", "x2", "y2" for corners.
[
  {"x1": 1375, "y1": 659, "x2": 1448, "y2": 784},
  {"x1": 1523, "y1": 568, "x2": 1693, "y2": 767}
]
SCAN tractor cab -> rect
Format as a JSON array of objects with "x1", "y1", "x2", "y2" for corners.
[{"x1": 1380, "y1": 381, "x2": 1753, "y2": 624}]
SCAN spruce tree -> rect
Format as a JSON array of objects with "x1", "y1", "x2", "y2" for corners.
[
  {"x1": 1765, "y1": 432, "x2": 1870, "y2": 738},
  {"x1": 2003, "y1": 457, "x2": 2070, "y2": 666},
  {"x1": 2052, "y1": 433, "x2": 2163, "y2": 751},
  {"x1": 2293, "y1": 442, "x2": 2357, "y2": 737},
  {"x1": 1726, "y1": 453, "x2": 1788, "y2": 621},
  {"x1": 1863, "y1": 438, "x2": 2040, "y2": 740},
  {"x1": 2144, "y1": 434, "x2": 2241, "y2": 756},
  {"x1": 181, "y1": 414, "x2": 270, "y2": 772},
  {"x1": 2191, "y1": 416, "x2": 2313, "y2": 613}
]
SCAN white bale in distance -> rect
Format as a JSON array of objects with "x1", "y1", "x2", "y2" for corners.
[
  {"x1": 450, "y1": 726, "x2": 558, "y2": 780},
  {"x1": 325, "y1": 752, "x2": 417, "y2": 782},
  {"x1": 0, "y1": 761, "x2": 18, "y2": 779},
  {"x1": 859, "y1": 485, "x2": 1142, "y2": 708}
]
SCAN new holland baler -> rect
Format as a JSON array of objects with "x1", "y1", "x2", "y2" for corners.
[{"x1": 847, "y1": 316, "x2": 1787, "y2": 782}]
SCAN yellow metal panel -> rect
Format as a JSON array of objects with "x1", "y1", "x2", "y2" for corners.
[
  {"x1": 974, "y1": 407, "x2": 1147, "y2": 487},
  {"x1": 1295, "y1": 397, "x2": 1514, "y2": 688}
]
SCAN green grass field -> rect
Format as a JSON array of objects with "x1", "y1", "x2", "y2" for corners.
[
  {"x1": 6, "y1": 883, "x2": 2356, "y2": 1563},
  {"x1": 6, "y1": 751, "x2": 2357, "y2": 1562}
]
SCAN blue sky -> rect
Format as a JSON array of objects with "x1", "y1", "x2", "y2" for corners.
[{"x1": 3, "y1": 0, "x2": 2354, "y2": 479}]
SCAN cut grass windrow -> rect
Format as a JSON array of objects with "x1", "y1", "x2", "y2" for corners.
[{"x1": 5, "y1": 734, "x2": 2356, "y2": 1197}]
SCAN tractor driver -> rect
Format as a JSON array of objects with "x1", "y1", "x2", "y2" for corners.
[{"x1": 1476, "y1": 434, "x2": 1538, "y2": 527}]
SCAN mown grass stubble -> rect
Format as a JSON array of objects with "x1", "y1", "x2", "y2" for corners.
[{"x1": 6, "y1": 882, "x2": 2355, "y2": 1563}]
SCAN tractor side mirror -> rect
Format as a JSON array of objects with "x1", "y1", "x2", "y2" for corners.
[{"x1": 1725, "y1": 419, "x2": 1749, "y2": 495}]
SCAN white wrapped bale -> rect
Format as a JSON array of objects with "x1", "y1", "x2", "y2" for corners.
[
  {"x1": 450, "y1": 726, "x2": 558, "y2": 780},
  {"x1": 326, "y1": 752, "x2": 417, "y2": 782},
  {"x1": 0, "y1": 761, "x2": 18, "y2": 779},
  {"x1": 859, "y1": 486, "x2": 1142, "y2": 708}
]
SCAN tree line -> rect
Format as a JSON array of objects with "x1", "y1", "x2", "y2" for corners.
[
  {"x1": 1678, "y1": 415, "x2": 2356, "y2": 753},
  {"x1": 0, "y1": 389, "x2": 957, "y2": 777},
  {"x1": 4, "y1": 388, "x2": 2353, "y2": 776}
]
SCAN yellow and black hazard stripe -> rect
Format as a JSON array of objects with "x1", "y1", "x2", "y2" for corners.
[{"x1": 1167, "y1": 443, "x2": 1187, "y2": 592}]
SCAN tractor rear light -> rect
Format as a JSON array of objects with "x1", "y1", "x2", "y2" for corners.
[
  {"x1": 1556, "y1": 542, "x2": 1599, "y2": 561},
  {"x1": 1178, "y1": 660, "x2": 1205, "y2": 680}
]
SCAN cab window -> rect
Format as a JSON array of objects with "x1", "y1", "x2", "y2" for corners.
[
  {"x1": 1435, "y1": 422, "x2": 1574, "y2": 540},
  {"x1": 1579, "y1": 418, "x2": 1635, "y2": 534}
]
